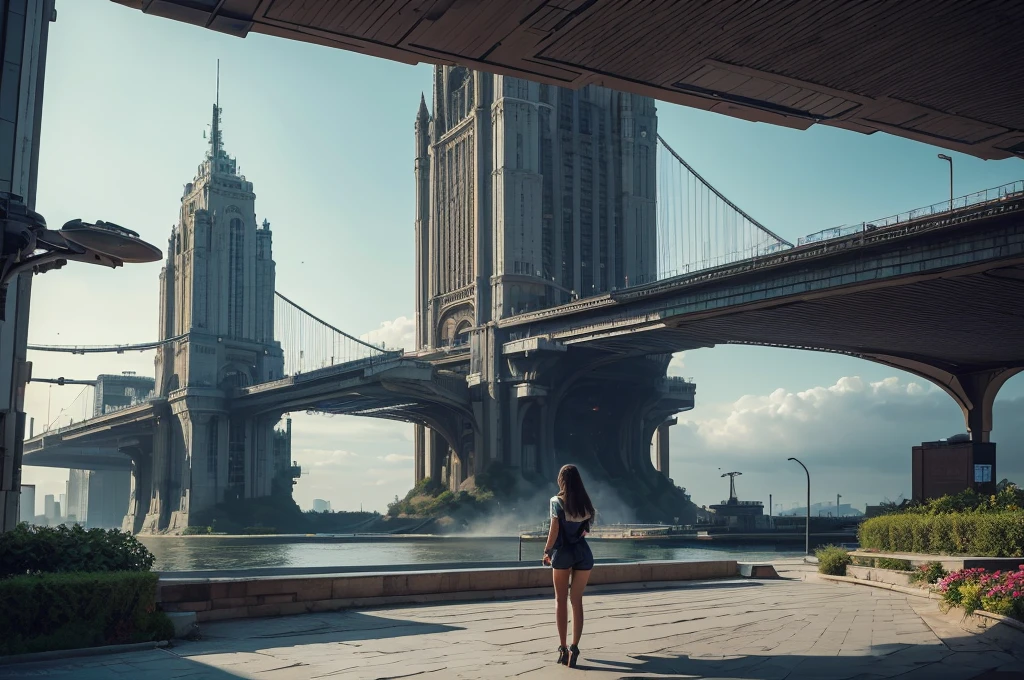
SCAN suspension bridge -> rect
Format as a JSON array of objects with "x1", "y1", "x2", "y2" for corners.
[{"x1": 22, "y1": 128, "x2": 1024, "y2": 533}]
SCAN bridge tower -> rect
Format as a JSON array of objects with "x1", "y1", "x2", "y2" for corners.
[
  {"x1": 413, "y1": 68, "x2": 692, "y2": 521},
  {"x1": 132, "y1": 97, "x2": 285, "y2": 533}
]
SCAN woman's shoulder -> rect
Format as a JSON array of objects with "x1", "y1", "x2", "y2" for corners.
[{"x1": 549, "y1": 495, "x2": 563, "y2": 512}]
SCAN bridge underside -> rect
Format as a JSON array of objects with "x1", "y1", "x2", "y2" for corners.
[
  {"x1": 115, "y1": 0, "x2": 1024, "y2": 160},
  {"x1": 584, "y1": 266, "x2": 1024, "y2": 367},
  {"x1": 574, "y1": 263, "x2": 1024, "y2": 442}
]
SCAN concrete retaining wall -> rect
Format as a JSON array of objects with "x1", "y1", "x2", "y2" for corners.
[
  {"x1": 850, "y1": 551, "x2": 1024, "y2": 573},
  {"x1": 159, "y1": 560, "x2": 737, "y2": 622},
  {"x1": 846, "y1": 565, "x2": 914, "y2": 587}
]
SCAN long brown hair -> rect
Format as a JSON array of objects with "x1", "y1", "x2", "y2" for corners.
[{"x1": 557, "y1": 464, "x2": 595, "y2": 524}]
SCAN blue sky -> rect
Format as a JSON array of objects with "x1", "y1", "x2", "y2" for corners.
[{"x1": 22, "y1": 0, "x2": 1024, "y2": 516}]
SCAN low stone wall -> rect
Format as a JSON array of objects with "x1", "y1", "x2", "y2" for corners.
[
  {"x1": 846, "y1": 565, "x2": 914, "y2": 587},
  {"x1": 850, "y1": 551, "x2": 1024, "y2": 573},
  {"x1": 159, "y1": 560, "x2": 738, "y2": 623}
]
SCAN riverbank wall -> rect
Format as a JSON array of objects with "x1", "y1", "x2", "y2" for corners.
[{"x1": 158, "y1": 560, "x2": 741, "y2": 623}]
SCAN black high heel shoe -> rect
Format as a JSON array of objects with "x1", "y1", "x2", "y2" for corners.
[
  {"x1": 556, "y1": 645, "x2": 569, "y2": 665},
  {"x1": 568, "y1": 644, "x2": 580, "y2": 668}
]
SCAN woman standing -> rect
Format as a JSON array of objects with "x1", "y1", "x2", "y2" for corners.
[{"x1": 542, "y1": 464, "x2": 596, "y2": 668}]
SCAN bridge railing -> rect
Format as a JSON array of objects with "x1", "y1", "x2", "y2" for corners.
[
  {"x1": 35, "y1": 392, "x2": 159, "y2": 438},
  {"x1": 798, "y1": 180, "x2": 1024, "y2": 246}
]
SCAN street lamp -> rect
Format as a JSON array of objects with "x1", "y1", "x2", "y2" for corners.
[
  {"x1": 938, "y1": 154, "x2": 953, "y2": 212},
  {"x1": 788, "y1": 457, "x2": 810, "y2": 555}
]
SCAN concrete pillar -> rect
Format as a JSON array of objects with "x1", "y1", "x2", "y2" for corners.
[
  {"x1": 653, "y1": 417, "x2": 676, "y2": 479},
  {"x1": 427, "y1": 428, "x2": 445, "y2": 483},
  {"x1": 953, "y1": 368, "x2": 1023, "y2": 443},
  {"x1": 0, "y1": 0, "x2": 54, "y2": 533},
  {"x1": 413, "y1": 423, "x2": 426, "y2": 484},
  {"x1": 141, "y1": 417, "x2": 170, "y2": 532}
]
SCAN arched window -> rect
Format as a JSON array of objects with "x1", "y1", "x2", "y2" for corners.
[{"x1": 229, "y1": 218, "x2": 245, "y2": 337}]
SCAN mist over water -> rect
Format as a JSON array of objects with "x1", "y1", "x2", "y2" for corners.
[{"x1": 460, "y1": 462, "x2": 646, "y2": 536}]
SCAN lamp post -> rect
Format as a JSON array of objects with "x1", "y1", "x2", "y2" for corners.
[
  {"x1": 788, "y1": 457, "x2": 810, "y2": 555},
  {"x1": 938, "y1": 154, "x2": 953, "y2": 212},
  {"x1": 837, "y1": 493, "x2": 841, "y2": 518}
]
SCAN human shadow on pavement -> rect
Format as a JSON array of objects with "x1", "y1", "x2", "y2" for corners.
[
  {"x1": 182, "y1": 610, "x2": 465, "y2": 654},
  {"x1": 576, "y1": 637, "x2": 1024, "y2": 678}
]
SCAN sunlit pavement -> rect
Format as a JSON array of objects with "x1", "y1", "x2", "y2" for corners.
[{"x1": 4, "y1": 564, "x2": 1024, "y2": 679}]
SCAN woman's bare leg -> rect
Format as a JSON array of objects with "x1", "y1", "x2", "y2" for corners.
[
  {"x1": 552, "y1": 568, "x2": 571, "y2": 647},
  {"x1": 569, "y1": 568, "x2": 591, "y2": 646}
]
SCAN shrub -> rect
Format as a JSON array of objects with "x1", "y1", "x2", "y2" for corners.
[
  {"x1": 910, "y1": 561, "x2": 948, "y2": 585},
  {"x1": 181, "y1": 525, "x2": 212, "y2": 535},
  {"x1": 0, "y1": 571, "x2": 173, "y2": 656},
  {"x1": 0, "y1": 524, "x2": 154, "y2": 578},
  {"x1": 939, "y1": 566, "x2": 1024, "y2": 621},
  {"x1": 876, "y1": 558, "x2": 913, "y2": 571},
  {"x1": 858, "y1": 512, "x2": 1024, "y2": 557},
  {"x1": 816, "y1": 545, "x2": 851, "y2": 576},
  {"x1": 240, "y1": 526, "x2": 278, "y2": 535}
]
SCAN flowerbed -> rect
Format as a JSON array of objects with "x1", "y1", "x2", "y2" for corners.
[{"x1": 938, "y1": 564, "x2": 1024, "y2": 621}]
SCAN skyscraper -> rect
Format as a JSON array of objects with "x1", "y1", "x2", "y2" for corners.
[
  {"x1": 410, "y1": 68, "x2": 681, "y2": 505},
  {"x1": 414, "y1": 67, "x2": 658, "y2": 350},
  {"x1": 144, "y1": 97, "x2": 286, "y2": 532}
]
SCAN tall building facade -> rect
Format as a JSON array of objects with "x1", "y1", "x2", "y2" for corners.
[
  {"x1": 138, "y1": 102, "x2": 286, "y2": 532},
  {"x1": 414, "y1": 67, "x2": 658, "y2": 350},
  {"x1": 409, "y1": 68, "x2": 693, "y2": 520}
]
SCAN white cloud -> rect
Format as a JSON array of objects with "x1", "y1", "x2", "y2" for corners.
[
  {"x1": 361, "y1": 316, "x2": 415, "y2": 352},
  {"x1": 670, "y1": 375, "x2": 1024, "y2": 512},
  {"x1": 381, "y1": 454, "x2": 413, "y2": 464},
  {"x1": 668, "y1": 352, "x2": 686, "y2": 376}
]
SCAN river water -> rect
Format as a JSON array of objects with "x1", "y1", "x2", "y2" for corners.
[{"x1": 140, "y1": 535, "x2": 805, "y2": 573}]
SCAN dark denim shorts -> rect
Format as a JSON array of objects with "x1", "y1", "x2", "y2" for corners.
[{"x1": 551, "y1": 539, "x2": 594, "y2": 571}]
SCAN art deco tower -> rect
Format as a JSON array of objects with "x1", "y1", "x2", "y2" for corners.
[
  {"x1": 141, "y1": 100, "x2": 285, "y2": 533},
  {"x1": 414, "y1": 67, "x2": 658, "y2": 350}
]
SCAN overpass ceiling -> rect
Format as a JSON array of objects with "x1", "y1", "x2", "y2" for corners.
[
  {"x1": 586, "y1": 266, "x2": 1024, "y2": 374},
  {"x1": 115, "y1": 1, "x2": 1024, "y2": 160}
]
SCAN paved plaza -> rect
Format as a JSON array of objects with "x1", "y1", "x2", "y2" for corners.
[{"x1": 3, "y1": 568, "x2": 1024, "y2": 679}]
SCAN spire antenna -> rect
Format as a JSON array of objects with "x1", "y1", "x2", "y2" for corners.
[{"x1": 216, "y1": 59, "x2": 220, "y2": 109}]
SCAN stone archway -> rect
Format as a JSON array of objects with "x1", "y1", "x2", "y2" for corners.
[{"x1": 218, "y1": 362, "x2": 254, "y2": 390}]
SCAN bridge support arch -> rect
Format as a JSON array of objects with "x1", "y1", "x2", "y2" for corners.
[
  {"x1": 469, "y1": 329, "x2": 699, "y2": 523},
  {"x1": 863, "y1": 354, "x2": 1023, "y2": 443}
]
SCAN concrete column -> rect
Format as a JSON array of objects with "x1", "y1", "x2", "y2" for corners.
[
  {"x1": 122, "y1": 445, "x2": 152, "y2": 534},
  {"x1": 957, "y1": 368, "x2": 1021, "y2": 443},
  {"x1": 0, "y1": 0, "x2": 53, "y2": 533},
  {"x1": 653, "y1": 417, "x2": 676, "y2": 479},
  {"x1": 142, "y1": 416, "x2": 172, "y2": 532},
  {"x1": 413, "y1": 423, "x2": 426, "y2": 484},
  {"x1": 427, "y1": 428, "x2": 445, "y2": 483}
]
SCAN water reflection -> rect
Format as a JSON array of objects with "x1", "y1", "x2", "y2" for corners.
[{"x1": 141, "y1": 535, "x2": 804, "y2": 573}]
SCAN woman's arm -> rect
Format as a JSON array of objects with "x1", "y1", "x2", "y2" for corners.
[{"x1": 541, "y1": 516, "x2": 559, "y2": 564}]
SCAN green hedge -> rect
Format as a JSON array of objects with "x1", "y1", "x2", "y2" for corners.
[
  {"x1": 0, "y1": 524, "x2": 154, "y2": 578},
  {"x1": 0, "y1": 571, "x2": 173, "y2": 656},
  {"x1": 858, "y1": 511, "x2": 1024, "y2": 557}
]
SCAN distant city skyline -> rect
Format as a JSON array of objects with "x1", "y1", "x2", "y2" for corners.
[{"x1": 21, "y1": 0, "x2": 1024, "y2": 518}]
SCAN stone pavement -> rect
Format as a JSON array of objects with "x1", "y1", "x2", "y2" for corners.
[{"x1": 3, "y1": 568, "x2": 1024, "y2": 679}]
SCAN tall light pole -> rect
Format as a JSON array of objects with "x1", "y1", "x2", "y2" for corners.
[
  {"x1": 788, "y1": 457, "x2": 810, "y2": 555},
  {"x1": 938, "y1": 154, "x2": 953, "y2": 212},
  {"x1": 837, "y1": 493, "x2": 841, "y2": 518}
]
